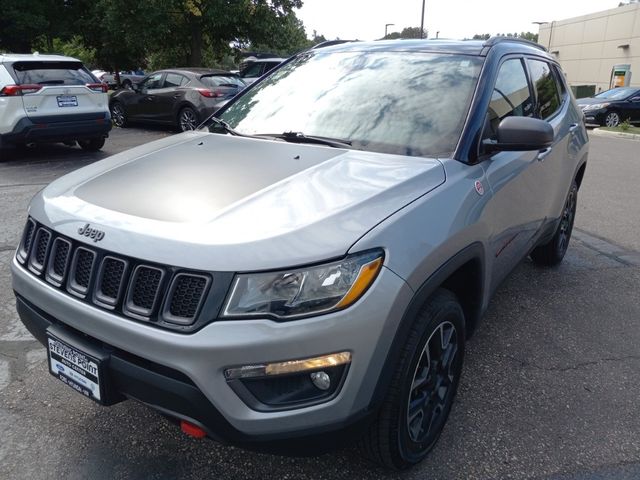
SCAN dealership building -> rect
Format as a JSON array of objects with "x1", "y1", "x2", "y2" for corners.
[{"x1": 538, "y1": 2, "x2": 640, "y2": 97}]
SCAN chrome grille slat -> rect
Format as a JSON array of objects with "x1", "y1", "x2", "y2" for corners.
[
  {"x1": 164, "y1": 274, "x2": 210, "y2": 325},
  {"x1": 125, "y1": 265, "x2": 165, "y2": 318},
  {"x1": 45, "y1": 238, "x2": 72, "y2": 286},
  {"x1": 17, "y1": 218, "x2": 37, "y2": 264},
  {"x1": 67, "y1": 247, "x2": 96, "y2": 297},
  {"x1": 94, "y1": 257, "x2": 127, "y2": 307},
  {"x1": 28, "y1": 228, "x2": 51, "y2": 274}
]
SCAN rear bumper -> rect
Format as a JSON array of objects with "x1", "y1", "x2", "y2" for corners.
[{"x1": 1, "y1": 112, "x2": 111, "y2": 144}]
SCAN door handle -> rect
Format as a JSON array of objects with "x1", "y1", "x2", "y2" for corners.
[
  {"x1": 537, "y1": 147, "x2": 552, "y2": 161},
  {"x1": 569, "y1": 123, "x2": 580, "y2": 133}
]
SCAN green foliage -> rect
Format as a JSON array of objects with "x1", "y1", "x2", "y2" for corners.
[
  {"x1": 470, "y1": 32, "x2": 539, "y2": 43},
  {"x1": 0, "y1": 0, "x2": 325, "y2": 77},
  {"x1": 620, "y1": 118, "x2": 632, "y2": 131},
  {"x1": 383, "y1": 27, "x2": 427, "y2": 40}
]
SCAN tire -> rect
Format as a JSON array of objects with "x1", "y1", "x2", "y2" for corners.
[
  {"x1": 530, "y1": 180, "x2": 578, "y2": 266},
  {"x1": 604, "y1": 111, "x2": 620, "y2": 128},
  {"x1": 110, "y1": 102, "x2": 127, "y2": 128},
  {"x1": 359, "y1": 289, "x2": 465, "y2": 470},
  {"x1": 177, "y1": 107, "x2": 199, "y2": 132},
  {"x1": 78, "y1": 137, "x2": 105, "y2": 152}
]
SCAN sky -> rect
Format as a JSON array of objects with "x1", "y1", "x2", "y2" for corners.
[{"x1": 296, "y1": 0, "x2": 624, "y2": 41}]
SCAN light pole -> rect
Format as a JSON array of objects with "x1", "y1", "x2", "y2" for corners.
[
  {"x1": 420, "y1": 0, "x2": 426, "y2": 39},
  {"x1": 385, "y1": 23, "x2": 395, "y2": 38}
]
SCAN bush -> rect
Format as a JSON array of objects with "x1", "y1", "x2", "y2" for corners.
[{"x1": 620, "y1": 119, "x2": 632, "y2": 132}]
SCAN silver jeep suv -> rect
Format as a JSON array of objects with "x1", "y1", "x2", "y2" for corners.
[{"x1": 11, "y1": 38, "x2": 588, "y2": 469}]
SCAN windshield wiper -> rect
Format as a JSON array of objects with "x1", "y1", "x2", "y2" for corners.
[
  {"x1": 208, "y1": 117, "x2": 254, "y2": 137},
  {"x1": 257, "y1": 131, "x2": 352, "y2": 148}
]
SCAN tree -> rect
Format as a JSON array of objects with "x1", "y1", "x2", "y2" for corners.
[
  {"x1": 0, "y1": 0, "x2": 75, "y2": 53},
  {"x1": 382, "y1": 26, "x2": 427, "y2": 40},
  {"x1": 469, "y1": 32, "x2": 539, "y2": 43}
]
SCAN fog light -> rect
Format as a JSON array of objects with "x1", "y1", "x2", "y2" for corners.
[{"x1": 310, "y1": 371, "x2": 331, "y2": 390}]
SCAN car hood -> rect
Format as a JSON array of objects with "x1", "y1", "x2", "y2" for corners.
[{"x1": 32, "y1": 132, "x2": 445, "y2": 271}]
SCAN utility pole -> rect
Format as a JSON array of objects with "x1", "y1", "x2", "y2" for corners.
[{"x1": 420, "y1": 0, "x2": 426, "y2": 38}]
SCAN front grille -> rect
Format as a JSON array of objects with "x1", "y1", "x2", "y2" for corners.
[
  {"x1": 165, "y1": 274, "x2": 210, "y2": 324},
  {"x1": 127, "y1": 266, "x2": 164, "y2": 316},
  {"x1": 94, "y1": 257, "x2": 127, "y2": 307},
  {"x1": 28, "y1": 228, "x2": 51, "y2": 273},
  {"x1": 68, "y1": 247, "x2": 96, "y2": 296},
  {"x1": 17, "y1": 218, "x2": 36, "y2": 263},
  {"x1": 46, "y1": 238, "x2": 72, "y2": 286},
  {"x1": 16, "y1": 218, "x2": 214, "y2": 332}
]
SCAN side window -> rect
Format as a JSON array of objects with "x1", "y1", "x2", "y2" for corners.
[
  {"x1": 141, "y1": 72, "x2": 163, "y2": 90},
  {"x1": 164, "y1": 73, "x2": 186, "y2": 88},
  {"x1": 486, "y1": 58, "x2": 534, "y2": 139},
  {"x1": 527, "y1": 59, "x2": 561, "y2": 119}
]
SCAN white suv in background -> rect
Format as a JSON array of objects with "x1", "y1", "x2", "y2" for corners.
[{"x1": 0, "y1": 53, "x2": 111, "y2": 151}]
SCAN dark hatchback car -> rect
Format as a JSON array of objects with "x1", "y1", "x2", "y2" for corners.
[
  {"x1": 109, "y1": 68, "x2": 246, "y2": 131},
  {"x1": 576, "y1": 86, "x2": 640, "y2": 127}
]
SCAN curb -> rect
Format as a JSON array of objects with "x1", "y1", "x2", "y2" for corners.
[{"x1": 589, "y1": 128, "x2": 640, "y2": 141}]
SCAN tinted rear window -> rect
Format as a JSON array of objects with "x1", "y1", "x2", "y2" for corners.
[
  {"x1": 200, "y1": 75, "x2": 245, "y2": 88},
  {"x1": 12, "y1": 61, "x2": 95, "y2": 85}
]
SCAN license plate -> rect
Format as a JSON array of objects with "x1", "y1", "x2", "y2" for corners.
[
  {"x1": 56, "y1": 95, "x2": 78, "y2": 107},
  {"x1": 47, "y1": 335, "x2": 102, "y2": 402}
]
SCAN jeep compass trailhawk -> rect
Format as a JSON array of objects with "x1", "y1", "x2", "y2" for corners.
[{"x1": 12, "y1": 38, "x2": 588, "y2": 469}]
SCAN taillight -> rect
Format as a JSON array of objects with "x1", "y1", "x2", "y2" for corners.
[
  {"x1": 86, "y1": 83, "x2": 108, "y2": 93},
  {"x1": 0, "y1": 84, "x2": 42, "y2": 96},
  {"x1": 195, "y1": 88, "x2": 222, "y2": 98}
]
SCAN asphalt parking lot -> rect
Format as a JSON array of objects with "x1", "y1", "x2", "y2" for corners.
[{"x1": 1, "y1": 129, "x2": 639, "y2": 480}]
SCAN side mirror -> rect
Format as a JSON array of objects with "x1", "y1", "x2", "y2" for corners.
[{"x1": 484, "y1": 116, "x2": 554, "y2": 152}]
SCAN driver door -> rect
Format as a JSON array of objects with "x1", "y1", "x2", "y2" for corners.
[{"x1": 480, "y1": 57, "x2": 547, "y2": 292}]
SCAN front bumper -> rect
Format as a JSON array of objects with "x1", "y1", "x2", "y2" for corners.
[
  {"x1": 580, "y1": 108, "x2": 606, "y2": 125},
  {"x1": 1, "y1": 112, "x2": 111, "y2": 144},
  {"x1": 12, "y1": 254, "x2": 412, "y2": 442}
]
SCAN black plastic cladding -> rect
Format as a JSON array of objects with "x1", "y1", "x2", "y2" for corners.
[{"x1": 15, "y1": 218, "x2": 235, "y2": 333}]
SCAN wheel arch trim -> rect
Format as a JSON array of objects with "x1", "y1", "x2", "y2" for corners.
[{"x1": 366, "y1": 242, "x2": 485, "y2": 412}]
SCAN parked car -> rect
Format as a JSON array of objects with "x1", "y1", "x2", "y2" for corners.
[
  {"x1": 239, "y1": 57, "x2": 285, "y2": 84},
  {"x1": 576, "y1": 86, "x2": 640, "y2": 127},
  {"x1": 109, "y1": 68, "x2": 245, "y2": 132},
  {"x1": 0, "y1": 53, "x2": 111, "y2": 151},
  {"x1": 98, "y1": 70, "x2": 146, "y2": 90},
  {"x1": 12, "y1": 38, "x2": 588, "y2": 470}
]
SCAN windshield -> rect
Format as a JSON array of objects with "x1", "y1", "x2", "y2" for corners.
[
  {"x1": 595, "y1": 87, "x2": 637, "y2": 100},
  {"x1": 217, "y1": 51, "x2": 483, "y2": 157},
  {"x1": 200, "y1": 75, "x2": 245, "y2": 88}
]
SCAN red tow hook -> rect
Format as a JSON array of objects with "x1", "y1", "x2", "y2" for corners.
[{"x1": 180, "y1": 420, "x2": 207, "y2": 439}]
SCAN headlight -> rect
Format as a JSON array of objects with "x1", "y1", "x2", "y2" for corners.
[
  {"x1": 583, "y1": 102, "x2": 609, "y2": 110},
  {"x1": 222, "y1": 250, "x2": 384, "y2": 320}
]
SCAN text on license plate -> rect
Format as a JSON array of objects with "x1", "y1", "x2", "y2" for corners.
[
  {"x1": 47, "y1": 337, "x2": 101, "y2": 401},
  {"x1": 57, "y1": 95, "x2": 78, "y2": 107}
]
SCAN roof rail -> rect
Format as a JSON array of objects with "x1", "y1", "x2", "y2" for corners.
[
  {"x1": 311, "y1": 40, "x2": 358, "y2": 50},
  {"x1": 483, "y1": 36, "x2": 547, "y2": 52}
]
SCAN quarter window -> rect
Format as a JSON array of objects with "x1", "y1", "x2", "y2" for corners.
[
  {"x1": 164, "y1": 73, "x2": 187, "y2": 88},
  {"x1": 528, "y1": 59, "x2": 561, "y2": 119},
  {"x1": 486, "y1": 58, "x2": 534, "y2": 138}
]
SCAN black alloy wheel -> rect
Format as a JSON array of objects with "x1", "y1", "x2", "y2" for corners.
[
  {"x1": 359, "y1": 289, "x2": 465, "y2": 469},
  {"x1": 531, "y1": 180, "x2": 578, "y2": 266},
  {"x1": 178, "y1": 107, "x2": 199, "y2": 132},
  {"x1": 110, "y1": 102, "x2": 127, "y2": 128}
]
